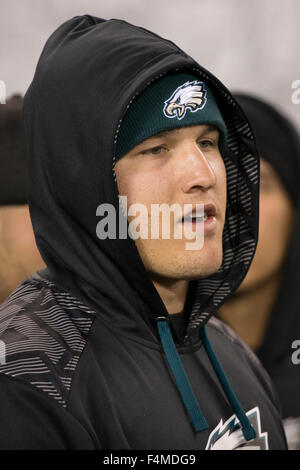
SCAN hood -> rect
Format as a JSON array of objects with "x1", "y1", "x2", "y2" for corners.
[
  {"x1": 23, "y1": 15, "x2": 259, "y2": 347},
  {"x1": 234, "y1": 93, "x2": 300, "y2": 367}
]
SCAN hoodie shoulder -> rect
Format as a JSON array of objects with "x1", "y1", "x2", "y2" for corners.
[
  {"x1": 207, "y1": 316, "x2": 262, "y2": 366},
  {"x1": 206, "y1": 316, "x2": 283, "y2": 412},
  {"x1": 0, "y1": 274, "x2": 95, "y2": 407}
]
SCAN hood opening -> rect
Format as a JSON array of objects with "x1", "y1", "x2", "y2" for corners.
[{"x1": 111, "y1": 61, "x2": 260, "y2": 344}]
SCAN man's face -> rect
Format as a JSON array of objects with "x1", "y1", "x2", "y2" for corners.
[{"x1": 115, "y1": 124, "x2": 227, "y2": 281}]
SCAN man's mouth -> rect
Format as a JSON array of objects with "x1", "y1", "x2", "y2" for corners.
[{"x1": 180, "y1": 203, "x2": 217, "y2": 224}]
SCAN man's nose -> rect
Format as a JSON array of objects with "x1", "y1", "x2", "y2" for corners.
[{"x1": 178, "y1": 143, "x2": 217, "y2": 193}]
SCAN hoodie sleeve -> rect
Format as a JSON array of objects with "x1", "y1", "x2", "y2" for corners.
[{"x1": 0, "y1": 373, "x2": 96, "y2": 450}]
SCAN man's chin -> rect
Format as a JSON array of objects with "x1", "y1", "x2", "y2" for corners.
[
  {"x1": 185, "y1": 264, "x2": 222, "y2": 281},
  {"x1": 184, "y1": 249, "x2": 223, "y2": 280},
  {"x1": 157, "y1": 259, "x2": 223, "y2": 281}
]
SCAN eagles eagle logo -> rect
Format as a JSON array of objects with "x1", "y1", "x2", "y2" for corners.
[
  {"x1": 163, "y1": 80, "x2": 207, "y2": 120},
  {"x1": 205, "y1": 407, "x2": 269, "y2": 450}
]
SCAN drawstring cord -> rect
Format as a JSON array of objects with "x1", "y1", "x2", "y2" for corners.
[
  {"x1": 156, "y1": 318, "x2": 256, "y2": 442},
  {"x1": 156, "y1": 318, "x2": 208, "y2": 432},
  {"x1": 201, "y1": 325, "x2": 256, "y2": 441}
]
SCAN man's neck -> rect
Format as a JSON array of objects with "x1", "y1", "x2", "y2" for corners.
[
  {"x1": 151, "y1": 276, "x2": 189, "y2": 315},
  {"x1": 218, "y1": 271, "x2": 282, "y2": 351}
]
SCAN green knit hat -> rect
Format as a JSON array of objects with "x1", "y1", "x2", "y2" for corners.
[{"x1": 115, "y1": 72, "x2": 227, "y2": 160}]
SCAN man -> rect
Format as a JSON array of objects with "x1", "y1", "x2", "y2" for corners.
[
  {"x1": 219, "y1": 93, "x2": 300, "y2": 449},
  {"x1": 0, "y1": 95, "x2": 44, "y2": 303},
  {"x1": 0, "y1": 15, "x2": 287, "y2": 450}
]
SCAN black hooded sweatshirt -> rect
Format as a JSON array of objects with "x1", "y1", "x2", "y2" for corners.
[{"x1": 0, "y1": 15, "x2": 287, "y2": 450}]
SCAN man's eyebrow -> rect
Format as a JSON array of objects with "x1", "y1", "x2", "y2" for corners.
[
  {"x1": 142, "y1": 125, "x2": 219, "y2": 143},
  {"x1": 144, "y1": 129, "x2": 180, "y2": 141},
  {"x1": 199, "y1": 124, "x2": 219, "y2": 135}
]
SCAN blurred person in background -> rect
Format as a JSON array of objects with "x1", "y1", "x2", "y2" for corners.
[
  {"x1": 0, "y1": 95, "x2": 44, "y2": 303},
  {"x1": 218, "y1": 93, "x2": 300, "y2": 449}
]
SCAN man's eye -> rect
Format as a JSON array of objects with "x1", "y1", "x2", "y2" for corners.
[
  {"x1": 198, "y1": 140, "x2": 214, "y2": 149},
  {"x1": 143, "y1": 146, "x2": 165, "y2": 155}
]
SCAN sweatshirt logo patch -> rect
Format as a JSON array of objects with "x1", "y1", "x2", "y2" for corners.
[
  {"x1": 163, "y1": 81, "x2": 207, "y2": 120},
  {"x1": 205, "y1": 407, "x2": 269, "y2": 450}
]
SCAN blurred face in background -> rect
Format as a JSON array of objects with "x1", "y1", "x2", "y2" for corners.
[
  {"x1": 237, "y1": 157, "x2": 295, "y2": 292},
  {"x1": 0, "y1": 205, "x2": 44, "y2": 303}
]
